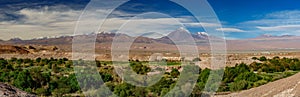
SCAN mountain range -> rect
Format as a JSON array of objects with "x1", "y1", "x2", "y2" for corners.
[{"x1": 1, "y1": 28, "x2": 300, "y2": 51}]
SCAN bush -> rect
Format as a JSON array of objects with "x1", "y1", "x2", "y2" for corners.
[
  {"x1": 235, "y1": 72, "x2": 261, "y2": 82},
  {"x1": 259, "y1": 56, "x2": 267, "y2": 61},
  {"x1": 170, "y1": 69, "x2": 180, "y2": 78},
  {"x1": 252, "y1": 57, "x2": 258, "y2": 60},
  {"x1": 35, "y1": 88, "x2": 47, "y2": 96},
  {"x1": 229, "y1": 80, "x2": 248, "y2": 91},
  {"x1": 101, "y1": 74, "x2": 113, "y2": 82},
  {"x1": 253, "y1": 80, "x2": 267, "y2": 87},
  {"x1": 193, "y1": 58, "x2": 201, "y2": 62}
]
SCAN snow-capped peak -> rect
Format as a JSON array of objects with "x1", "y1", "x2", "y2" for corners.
[
  {"x1": 177, "y1": 27, "x2": 189, "y2": 32},
  {"x1": 98, "y1": 31, "x2": 112, "y2": 34},
  {"x1": 197, "y1": 32, "x2": 209, "y2": 36}
]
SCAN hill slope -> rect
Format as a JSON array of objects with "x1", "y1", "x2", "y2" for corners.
[
  {"x1": 0, "y1": 82, "x2": 36, "y2": 97},
  {"x1": 215, "y1": 72, "x2": 300, "y2": 97}
]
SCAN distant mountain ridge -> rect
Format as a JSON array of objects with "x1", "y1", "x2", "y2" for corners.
[
  {"x1": 258, "y1": 34, "x2": 295, "y2": 38},
  {"x1": 251, "y1": 34, "x2": 300, "y2": 40},
  {"x1": 1, "y1": 29, "x2": 300, "y2": 51},
  {"x1": 1, "y1": 28, "x2": 210, "y2": 45}
]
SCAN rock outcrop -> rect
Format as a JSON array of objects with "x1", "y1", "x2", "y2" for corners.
[
  {"x1": 0, "y1": 82, "x2": 36, "y2": 97},
  {"x1": 0, "y1": 45, "x2": 29, "y2": 54}
]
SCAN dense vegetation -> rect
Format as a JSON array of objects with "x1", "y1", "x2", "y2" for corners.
[
  {"x1": 218, "y1": 56, "x2": 300, "y2": 92},
  {"x1": 0, "y1": 56, "x2": 299, "y2": 96},
  {"x1": 0, "y1": 57, "x2": 80, "y2": 96}
]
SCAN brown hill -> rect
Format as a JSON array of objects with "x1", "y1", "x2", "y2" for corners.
[{"x1": 0, "y1": 45, "x2": 29, "y2": 54}]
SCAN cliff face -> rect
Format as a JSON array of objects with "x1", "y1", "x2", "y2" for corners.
[{"x1": 0, "y1": 82, "x2": 36, "y2": 97}]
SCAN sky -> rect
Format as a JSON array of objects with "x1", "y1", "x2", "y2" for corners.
[{"x1": 0, "y1": 0, "x2": 300, "y2": 40}]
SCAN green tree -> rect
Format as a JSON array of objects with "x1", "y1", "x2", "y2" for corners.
[
  {"x1": 35, "y1": 88, "x2": 47, "y2": 96},
  {"x1": 251, "y1": 57, "x2": 258, "y2": 60},
  {"x1": 170, "y1": 68, "x2": 180, "y2": 78},
  {"x1": 114, "y1": 83, "x2": 135, "y2": 97},
  {"x1": 229, "y1": 80, "x2": 248, "y2": 91},
  {"x1": 36, "y1": 57, "x2": 42, "y2": 63},
  {"x1": 13, "y1": 70, "x2": 34, "y2": 90},
  {"x1": 235, "y1": 72, "x2": 261, "y2": 82},
  {"x1": 130, "y1": 62, "x2": 150, "y2": 74},
  {"x1": 101, "y1": 74, "x2": 113, "y2": 82},
  {"x1": 193, "y1": 57, "x2": 201, "y2": 62},
  {"x1": 0, "y1": 59, "x2": 8, "y2": 69},
  {"x1": 259, "y1": 56, "x2": 267, "y2": 61}
]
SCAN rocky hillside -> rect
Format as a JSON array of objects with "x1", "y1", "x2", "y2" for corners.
[
  {"x1": 0, "y1": 45, "x2": 60, "y2": 54},
  {"x1": 0, "y1": 45, "x2": 29, "y2": 54},
  {"x1": 0, "y1": 82, "x2": 36, "y2": 97}
]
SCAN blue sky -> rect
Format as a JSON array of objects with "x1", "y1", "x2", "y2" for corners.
[
  {"x1": 208, "y1": 0, "x2": 300, "y2": 39},
  {"x1": 0, "y1": 0, "x2": 300, "y2": 40}
]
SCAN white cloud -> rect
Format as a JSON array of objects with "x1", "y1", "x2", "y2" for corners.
[
  {"x1": 0, "y1": 1, "x2": 232, "y2": 40},
  {"x1": 183, "y1": 22, "x2": 219, "y2": 27},
  {"x1": 0, "y1": 6, "x2": 196, "y2": 40},
  {"x1": 0, "y1": 6, "x2": 83, "y2": 40},
  {"x1": 257, "y1": 25, "x2": 300, "y2": 31},
  {"x1": 241, "y1": 10, "x2": 300, "y2": 26},
  {"x1": 216, "y1": 28, "x2": 246, "y2": 32},
  {"x1": 225, "y1": 37, "x2": 240, "y2": 40},
  {"x1": 236, "y1": 10, "x2": 300, "y2": 36},
  {"x1": 265, "y1": 10, "x2": 300, "y2": 19},
  {"x1": 104, "y1": 17, "x2": 183, "y2": 37}
]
